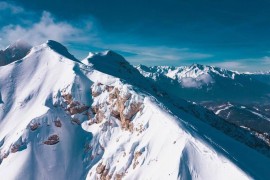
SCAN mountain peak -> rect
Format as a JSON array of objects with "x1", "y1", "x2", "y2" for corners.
[
  {"x1": 85, "y1": 50, "x2": 129, "y2": 67},
  {"x1": 84, "y1": 50, "x2": 149, "y2": 86},
  {"x1": 45, "y1": 40, "x2": 80, "y2": 62},
  {"x1": 4, "y1": 39, "x2": 32, "y2": 51},
  {"x1": 189, "y1": 63, "x2": 211, "y2": 70},
  {"x1": 190, "y1": 63, "x2": 206, "y2": 69},
  {"x1": 103, "y1": 49, "x2": 120, "y2": 56},
  {"x1": 0, "y1": 40, "x2": 32, "y2": 66}
]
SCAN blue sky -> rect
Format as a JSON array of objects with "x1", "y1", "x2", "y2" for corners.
[{"x1": 1, "y1": 0, "x2": 270, "y2": 71}]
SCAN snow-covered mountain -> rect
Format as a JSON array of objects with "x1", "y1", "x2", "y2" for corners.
[
  {"x1": 136, "y1": 64, "x2": 270, "y2": 103},
  {"x1": 137, "y1": 64, "x2": 270, "y2": 153},
  {"x1": 0, "y1": 40, "x2": 270, "y2": 179},
  {"x1": 0, "y1": 40, "x2": 32, "y2": 66}
]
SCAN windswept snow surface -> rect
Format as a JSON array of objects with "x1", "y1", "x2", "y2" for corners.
[{"x1": 0, "y1": 41, "x2": 269, "y2": 179}]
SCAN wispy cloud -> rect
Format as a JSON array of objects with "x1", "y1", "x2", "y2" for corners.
[
  {"x1": 213, "y1": 56, "x2": 270, "y2": 72},
  {"x1": 98, "y1": 44, "x2": 213, "y2": 65},
  {"x1": 0, "y1": 1, "x2": 23, "y2": 14},
  {"x1": 0, "y1": 1, "x2": 99, "y2": 49},
  {"x1": 262, "y1": 56, "x2": 270, "y2": 64},
  {"x1": 0, "y1": 11, "x2": 95, "y2": 47},
  {"x1": 0, "y1": 1, "x2": 213, "y2": 66},
  {"x1": 1, "y1": 1, "x2": 270, "y2": 72},
  {"x1": 214, "y1": 61, "x2": 247, "y2": 70},
  {"x1": 0, "y1": 1, "x2": 213, "y2": 67}
]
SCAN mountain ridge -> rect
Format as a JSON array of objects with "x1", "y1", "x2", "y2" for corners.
[{"x1": 0, "y1": 40, "x2": 270, "y2": 179}]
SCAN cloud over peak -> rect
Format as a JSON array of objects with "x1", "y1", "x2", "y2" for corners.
[{"x1": 1, "y1": 11, "x2": 87, "y2": 47}]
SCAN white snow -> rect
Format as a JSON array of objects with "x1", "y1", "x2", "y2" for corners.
[
  {"x1": 136, "y1": 64, "x2": 242, "y2": 88},
  {"x1": 215, "y1": 104, "x2": 233, "y2": 115},
  {"x1": 248, "y1": 110, "x2": 270, "y2": 122}
]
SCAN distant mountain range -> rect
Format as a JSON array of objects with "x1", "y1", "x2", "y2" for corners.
[{"x1": 136, "y1": 64, "x2": 270, "y2": 103}]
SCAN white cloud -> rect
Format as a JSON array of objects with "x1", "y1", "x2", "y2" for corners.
[
  {"x1": 0, "y1": 1, "x2": 213, "y2": 66},
  {"x1": 0, "y1": 1, "x2": 213, "y2": 65},
  {"x1": 262, "y1": 56, "x2": 270, "y2": 64},
  {"x1": 0, "y1": 1, "x2": 24, "y2": 14},
  {"x1": 214, "y1": 61, "x2": 246, "y2": 70},
  {"x1": 213, "y1": 56, "x2": 270, "y2": 72},
  {"x1": 181, "y1": 74, "x2": 213, "y2": 88},
  {"x1": 0, "y1": 11, "x2": 92, "y2": 46},
  {"x1": 0, "y1": 1, "x2": 98, "y2": 49},
  {"x1": 102, "y1": 44, "x2": 213, "y2": 65}
]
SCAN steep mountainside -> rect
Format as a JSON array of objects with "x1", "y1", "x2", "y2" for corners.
[{"x1": 0, "y1": 41, "x2": 270, "y2": 179}]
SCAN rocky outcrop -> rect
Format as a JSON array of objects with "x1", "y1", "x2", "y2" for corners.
[
  {"x1": 95, "y1": 162, "x2": 126, "y2": 180},
  {"x1": 10, "y1": 144, "x2": 22, "y2": 153},
  {"x1": 62, "y1": 93, "x2": 89, "y2": 115},
  {"x1": 109, "y1": 88, "x2": 142, "y2": 130},
  {"x1": 115, "y1": 173, "x2": 124, "y2": 180},
  {"x1": 90, "y1": 83, "x2": 143, "y2": 131},
  {"x1": 68, "y1": 102, "x2": 89, "y2": 115},
  {"x1": 96, "y1": 163, "x2": 112, "y2": 180},
  {"x1": 54, "y1": 119, "x2": 62, "y2": 127},
  {"x1": 91, "y1": 104, "x2": 105, "y2": 124},
  {"x1": 96, "y1": 163, "x2": 106, "y2": 174},
  {"x1": 29, "y1": 122, "x2": 40, "y2": 131},
  {"x1": 92, "y1": 83, "x2": 103, "y2": 97},
  {"x1": 44, "y1": 135, "x2": 59, "y2": 145},
  {"x1": 133, "y1": 151, "x2": 142, "y2": 169},
  {"x1": 62, "y1": 94, "x2": 72, "y2": 104}
]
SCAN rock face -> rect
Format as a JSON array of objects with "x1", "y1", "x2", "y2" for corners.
[
  {"x1": 0, "y1": 40, "x2": 31, "y2": 66},
  {"x1": 62, "y1": 93, "x2": 89, "y2": 115},
  {"x1": 43, "y1": 135, "x2": 60, "y2": 145},
  {"x1": 96, "y1": 163, "x2": 111, "y2": 180},
  {"x1": 29, "y1": 122, "x2": 40, "y2": 131},
  {"x1": 133, "y1": 151, "x2": 142, "y2": 169},
  {"x1": 96, "y1": 163, "x2": 105, "y2": 174},
  {"x1": 109, "y1": 88, "x2": 142, "y2": 130},
  {"x1": 90, "y1": 82, "x2": 143, "y2": 131},
  {"x1": 54, "y1": 119, "x2": 62, "y2": 127}
]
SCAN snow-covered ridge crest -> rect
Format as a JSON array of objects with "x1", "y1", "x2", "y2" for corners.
[
  {"x1": 83, "y1": 50, "x2": 132, "y2": 72},
  {"x1": 136, "y1": 63, "x2": 270, "y2": 103},
  {"x1": 136, "y1": 64, "x2": 240, "y2": 88},
  {"x1": 25, "y1": 40, "x2": 80, "y2": 63}
]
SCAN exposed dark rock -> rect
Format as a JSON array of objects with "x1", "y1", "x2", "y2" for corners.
[{"x1": 44, "y1": 134, "x2": 59, "y2": 145}]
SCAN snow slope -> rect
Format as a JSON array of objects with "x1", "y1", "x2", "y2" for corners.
[
  {"x1": 0, "y1": 40, "x2": 91, "y2": 179},
  {"x1": 0, "y1": 41, "x2": 269, "y2": 179}
]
